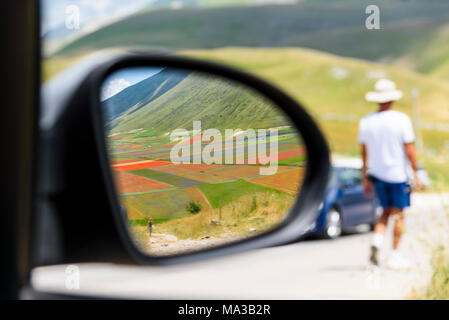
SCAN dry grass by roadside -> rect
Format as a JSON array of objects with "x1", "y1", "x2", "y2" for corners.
[
  {"x1": 410, "y1": 246, "x2": 449, "y2": 299},
  {"x1": 409, "y1": 195, "x2": 449, "y2": 300},
  {"x1": 128, "y1": 191, "x2": 294, "y2": 250}
]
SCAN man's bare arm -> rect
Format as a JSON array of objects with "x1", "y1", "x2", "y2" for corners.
[
  {"x1": 404, "y1": 142, "x2": 422, "y2": 190},
  {"x1": 404, "y1": 143, "x2": 418, "y2": 171},
  {"x1": 361, "y1": 144, "x2": 368, "y2": 179},
  {"x1": 361, "y1": 144, "x2": 372, "y2": 195}
]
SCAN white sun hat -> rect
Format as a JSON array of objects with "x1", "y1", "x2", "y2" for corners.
[{"x1": 365, "y1": 79, "x2": 403, "y2": 103}]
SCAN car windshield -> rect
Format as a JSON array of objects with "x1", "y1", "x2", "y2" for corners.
[{"x1": 339, "y1": 167, "x2": 362, "y2": 185}]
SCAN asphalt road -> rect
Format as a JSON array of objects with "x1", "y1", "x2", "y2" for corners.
[{"x1": 32, "y1": 193, "x2": 449, "y2": 299}]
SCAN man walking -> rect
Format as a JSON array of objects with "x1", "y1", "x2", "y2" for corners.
[
  {"x1": 148, "y1": 218, "x2": 153, "y2": 237},
  {"x1": 358, "y1": 79, "x2": 422, "y2": 269}
]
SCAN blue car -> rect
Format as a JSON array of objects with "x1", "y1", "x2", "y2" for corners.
[{"x1": 308, "y1": 158, "x2": 379, "y2": 239}]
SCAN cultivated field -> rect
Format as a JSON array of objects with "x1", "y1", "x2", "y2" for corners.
[{"x1": 110, "y1": 127, "x2": 305, "y2": 252}]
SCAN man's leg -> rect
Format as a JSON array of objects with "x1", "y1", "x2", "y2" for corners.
[
  {"x1": 390, "y1": 209, "x2": 404, "y2": 250},
  {"x1": 374, "y1": 207, "x2": 391, "y2": 234},
  {"x1": 370, "y1": 207, "x2": 391, "y2": 265},
  {"x1": 369, "y1": 179, "x2": 391, "y2": 265},
  {"x1": 387, "y1": 207, "x2": 409, "y2": 269}
]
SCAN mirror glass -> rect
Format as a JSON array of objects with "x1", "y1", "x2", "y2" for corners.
[{"x1": 101, "y1": 66, "x2": 307, "y2": 256}]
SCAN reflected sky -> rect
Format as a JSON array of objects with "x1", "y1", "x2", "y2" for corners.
[{"x1": 101, "y1": 67, "x2": 163, "y2": 100}]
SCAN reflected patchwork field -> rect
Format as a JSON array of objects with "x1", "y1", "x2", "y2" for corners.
[{"x1": 111, "y1": 130, "x2": 306, "y2": 220}]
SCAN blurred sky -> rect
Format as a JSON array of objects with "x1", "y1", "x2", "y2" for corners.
[
  {"x1": 41, "y1": 0, "x2": 154, "y2": 36},
  {"x1": 41, "y1": 0, "x2": 154, "y2": 55}
]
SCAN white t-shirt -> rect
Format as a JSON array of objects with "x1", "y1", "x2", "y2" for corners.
[{"x1": 358, "y1": 110, "x2": 415, "y2": 183}]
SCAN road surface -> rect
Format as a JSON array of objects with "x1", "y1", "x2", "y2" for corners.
[{"x1": 32, "y1": 193, "x2": 449, "y2": 299}]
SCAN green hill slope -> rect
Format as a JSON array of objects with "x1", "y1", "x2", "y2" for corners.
[
  {"x1": 56, "y1": 0, "x2": 449, "y2": 73},
  {"x1": 104, "y1": 68, "x2": 191, "y2": 122},
  {"x1": 181, "y1": 47, "x2": 449, "y2": 124},
  {"x1": 108, "y1": 71, "x2": 289, "y2": 133},
  {"x1": 432, "y1": 60, "x2": 449, "y2": 82},
  {"x1": 419, "y1": 26, "x2": 449, "y2": 81}
]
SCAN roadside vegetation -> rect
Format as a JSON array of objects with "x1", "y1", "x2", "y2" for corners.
[
  {"x1": 129, "y1": 191, "x2": 293, "y2": 241},
  {"x1": 411, "y1": 246, "x2": 449, "y2": 299},
  {"x1": 186, "y1": 201, "x2": 202, "y2": 214},
  {"x1": 198, "y1": 179, "x2": 283, "y2": 208}
]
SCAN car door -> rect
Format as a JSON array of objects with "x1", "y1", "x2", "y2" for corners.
[{"x1": 339, "y1": 168, "x2": 373, "y2": 226}]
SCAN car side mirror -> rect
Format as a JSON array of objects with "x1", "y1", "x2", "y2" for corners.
[{"x1": 38, "y1": 53, "x2": 330, "y2": 265}]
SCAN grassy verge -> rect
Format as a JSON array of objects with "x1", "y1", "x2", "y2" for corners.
[
  {"x1": 42, "y1": 55, "x2": 88, "y2": 83},
  {"x1": 410, "y1": 246, "x2": 449, "y2": 299},
  {"x1": 422, "y1": 159, "x2": 449, "y2": 192},
  {"x1": 150, "y1": 191, "x2": 294, "y2": 240},
  {"x1": 278, "y1": 154, "x2": 307, "y2": 166},
  {"x1": 131, "y1": 168, "x2": 201, "y2": 187},
  {"x1": 121, "y1": 187, "x2": 205, "y2": 220},
  {"x1": 198, "y1": 179, "x2": 283, "y2": 208}
]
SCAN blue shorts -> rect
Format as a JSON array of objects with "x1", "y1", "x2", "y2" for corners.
[{"x1": 373, "y1": 178, "x2": 411, "y2": 210}]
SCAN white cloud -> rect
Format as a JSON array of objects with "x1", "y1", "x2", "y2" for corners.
[{"x1": 101, "y1": 78, "x2": 132, "y2": 100}]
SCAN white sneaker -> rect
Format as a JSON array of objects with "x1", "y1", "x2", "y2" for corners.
[{"x1": 387, "y1": 252, "x2": 410, "y2": 270}]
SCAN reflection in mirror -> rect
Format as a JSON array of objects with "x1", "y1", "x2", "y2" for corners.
[{"x1": 101, "y1": 67, "x2": 307, "y2": 256}]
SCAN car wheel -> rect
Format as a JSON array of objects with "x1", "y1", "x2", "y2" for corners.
[{"x1": 323, "y1": 208, "x2": 342, "y2": 239}]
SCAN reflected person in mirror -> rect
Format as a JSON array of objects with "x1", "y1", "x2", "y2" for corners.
[
  {"x1": 359, "y1": 79, "x2": 422, "y2": 270},
  {"x1": 148, "y1": 218, "x2": 153, "y2": 237}
]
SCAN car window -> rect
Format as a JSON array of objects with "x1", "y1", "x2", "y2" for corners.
[{"x1": 339, "y1": 168, "x2": 362, "y2": 186}]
